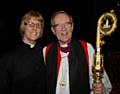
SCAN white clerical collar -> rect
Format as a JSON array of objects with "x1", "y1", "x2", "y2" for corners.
[
  {"x1": 22, "y1": 40, "x2": 36, "y2": 48},
  {"x1": 29, "y1": 44, "x2": 35, "y2": 48},
  {"x1": 60, "y1": 44, "x2": 68, "y2": 47}
]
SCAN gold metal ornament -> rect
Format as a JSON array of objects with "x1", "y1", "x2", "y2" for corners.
[
  {"x1": 59, "y1": 80, "x2": 66, "y2": 89},
  {"x1": 92, "y1": 10, "x2": 117, "y2": 84}
]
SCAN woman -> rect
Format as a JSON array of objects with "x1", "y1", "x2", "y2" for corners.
[{"x1": 0, "y1": 10, "x2": 46, "y2": 94}]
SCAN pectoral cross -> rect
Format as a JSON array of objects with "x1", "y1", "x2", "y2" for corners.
[{"x1": 59, "y1": 80, "x2": 66, "y2": 89}]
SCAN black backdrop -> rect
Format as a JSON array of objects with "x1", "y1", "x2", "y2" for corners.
[
  {"x1": 0, "y1": 0, "x2": 119, "y2": 55},
  {"x1": 0, "y1": 0, "x2": 120, "y2": 93}
]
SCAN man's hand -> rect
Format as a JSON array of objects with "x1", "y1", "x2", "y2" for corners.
[{"x1": 92, "y1": 82, "x2": 105, "y2": 94}]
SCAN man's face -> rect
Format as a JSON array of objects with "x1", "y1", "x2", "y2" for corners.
[
  {"x1": 52, "y1": 13, "x2": 73, "y2": 45},
  {"x1": 23, "y1": 17, "x2": 42, "y2": 43}
]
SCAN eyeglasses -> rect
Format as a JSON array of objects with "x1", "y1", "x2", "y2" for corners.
[
  {"x1": 25, "y1": 22, "x2": 41, "y2": 29},
  {"x1": 52, "y1": 22, "x2": 72, "y2": 30}
]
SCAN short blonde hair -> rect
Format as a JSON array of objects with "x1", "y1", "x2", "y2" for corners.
[{"x1": 20, "y1": 10, "x2": 44, "y2": 37}]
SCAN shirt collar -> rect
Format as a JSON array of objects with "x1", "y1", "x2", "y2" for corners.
[{"x1": 22, "y1": 39, "x2": 36, "y2": 48}]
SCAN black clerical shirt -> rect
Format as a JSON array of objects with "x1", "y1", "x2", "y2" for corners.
[{"x1": 0, "y1": 41, "x2": 46, "y2": 94}]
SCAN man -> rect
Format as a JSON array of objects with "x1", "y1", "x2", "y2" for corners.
[
  {"x1": 43, "y1": 11, "x2": 112, "y2": 94},
  {"x1": 0, "y1": 10, "x2": 46, "y2": 94}
]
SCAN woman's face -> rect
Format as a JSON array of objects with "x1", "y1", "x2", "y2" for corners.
[{"x1": 23, "y1": 17, "x2": 42, "y2": 44}]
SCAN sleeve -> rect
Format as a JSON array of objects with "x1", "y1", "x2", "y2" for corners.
[
  {"x1": 0, "y1": 53, "x2": 12, "y2": 94},
  {"x1": 87, "y1": 43, "x2": 112, "y2": 94}
]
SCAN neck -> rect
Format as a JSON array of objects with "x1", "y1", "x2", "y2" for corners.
[
  {"x1": 22, "y1": 38, "x2": 36, "y2": 48},
  {"x1": 59, "y1": 40, "x2": 71, "y2": 47}
]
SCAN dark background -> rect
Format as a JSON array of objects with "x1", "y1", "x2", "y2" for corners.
[
  {"x1": 0, "y1": 0, "x2": 120, "y2": 53},
  {"x1": 0, "y1": 0, "x2": 120, "y2": 93}
]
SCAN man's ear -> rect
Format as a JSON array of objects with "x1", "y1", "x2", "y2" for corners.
[
  {"x1": 51, "y1": 27, "x2": 56, "y2": 35},
  {"x1": 71, "y1": 23, "x2": 74, "y2": 32}
]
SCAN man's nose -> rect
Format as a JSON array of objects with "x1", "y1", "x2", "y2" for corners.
[{"x1": 61, "y1": 24, "x2": 66, "y2": 30}]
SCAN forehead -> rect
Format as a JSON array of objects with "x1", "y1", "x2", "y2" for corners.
[
  {"x1": 53, "y1": 13, "x2": 70, "y2": 23},
  {"x1": 26, "y1": 17, "x2": 41, "y2": 23},
  {"x1": 29, "y1": 17, "x2": 40, "y2": 22}
]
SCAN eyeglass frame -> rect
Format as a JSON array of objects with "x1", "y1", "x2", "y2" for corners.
[
  {"x1": 24, "y1": 22, "x2": 42, "y2": 29},
  {"x1": 52, "y1": 21, "x2": 73, "y2": 30}
]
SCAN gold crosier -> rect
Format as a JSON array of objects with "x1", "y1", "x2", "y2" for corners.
[{"x1": 92, "y1": 10, "x2": 117, "y2": 85}]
